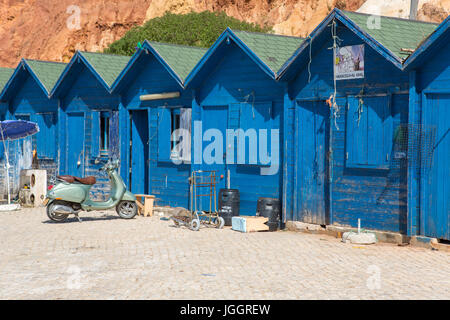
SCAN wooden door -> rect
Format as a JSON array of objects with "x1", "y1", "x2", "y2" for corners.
[
  {"x1": 295, "y1": 100, "x2": 330, "y2": 225},
  {"x1": 422, "y1": 94, "x2": 449, "y2": 240},
  {"x1": 130, "y1": 110, "x2": 149, "y2": 194},
  {"x1": 67, "y1": 112, "x2": 85, "y2": 177}
]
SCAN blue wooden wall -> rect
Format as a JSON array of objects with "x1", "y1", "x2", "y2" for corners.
[
  {"x1": 286, "y1": 22, "x2": 410, "y2": 233},
  {"x1": 0, "y1": 17, "x2": 445, "y2": 239},
  {"x1": 191, "y1": 40, "x2": 284, "y2": 215},
  {"x1": 57, "y1": 63, "x2": 120, "y2": 200},
  {"x1": 118, "y1": 52, "x2": 192, "y2": 208},
  {"x1": 413, "y1": 39, "x2": 450, "y2": 240}
]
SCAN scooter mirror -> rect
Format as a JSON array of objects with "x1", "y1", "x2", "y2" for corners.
[{"x1": 110, "y1": 159, "x2": 120, "y2": 169}]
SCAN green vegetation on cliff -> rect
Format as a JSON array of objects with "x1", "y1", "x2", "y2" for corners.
[{"x1": 104, "y1": 11, "x2": 272, "y2": 55}]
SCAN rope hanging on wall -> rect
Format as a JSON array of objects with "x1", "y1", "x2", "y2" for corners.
[
  {"x1": 356, "y1": 87, "x2": 365, "y2": 127},
  {"x1": 307, "y1": 35, "x2": 313, "y2": 83},
  {"x1": 329, "y1": 19, "x2": 342, "y2": 131}
]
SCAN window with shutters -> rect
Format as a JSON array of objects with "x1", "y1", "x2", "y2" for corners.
[
  {"x1": 228, "y1": 102, "x2": 273, "y2": 165},
  {"x1": 157, "y1": 107, "x2": 191, "y2": 162},
  {"x1": 346, "y1": 95, "x2": 393, "y2": 169}
]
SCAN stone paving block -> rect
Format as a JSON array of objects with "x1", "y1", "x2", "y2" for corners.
[{"x1": 0, "y1": 208, "x2": 448, "y2": 299}]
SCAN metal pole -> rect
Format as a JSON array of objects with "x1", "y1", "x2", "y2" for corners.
[{"x1": 410, "y1": 0, "x2": 419, "y2": 20}]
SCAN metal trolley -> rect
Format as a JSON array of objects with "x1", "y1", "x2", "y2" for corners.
[{"x1": 173, "y1": 170, "x2": 225, "y2": 231}]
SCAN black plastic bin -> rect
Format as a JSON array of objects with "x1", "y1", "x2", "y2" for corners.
[
  {"x1": 257, "y1": 197, "x2": 281, "y2": 231},
  {"x1": 218, "y1": 189, "x2": 240, "y2": 226}
]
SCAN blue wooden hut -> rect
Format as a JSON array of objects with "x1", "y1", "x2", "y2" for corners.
[
  {"x1": 111, "y1": 41, "x2": 207, "y2": 208},
  {"x1": 278, "y1": 9, "x2": 438, "y2": 234},
  {"x1": 0, "y1": 60, "x2": 66, "y2": 193},
  {"x1": 403, "y1": 16, "x2": 450, "y2": 241},
  {"x1": 184, "y1": 29, "x2": 303, "y2": 215},
  {"x1": 50, "y1": 51, "x2": 129, "y2": 199}
]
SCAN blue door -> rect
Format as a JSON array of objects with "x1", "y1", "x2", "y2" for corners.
[
  {"x1": 67, "y1": 112, "x2": 85, "y2": 177},
  {"x1": 422, "y1": 94, "x2": 449, "y2": 240},
  {"x1": 130, "y1": 110, "x2": 149, "y2": 194},
  {"x1": 294, "y1": 100, "x2": 330, "y2": 225},
  {"x1": 199, "y1": 106, "x2": 228, "y2": 212}
]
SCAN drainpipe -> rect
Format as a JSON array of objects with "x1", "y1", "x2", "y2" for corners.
[{"x1": 410, "y1": 0, "x2": 419, "y2": 20}]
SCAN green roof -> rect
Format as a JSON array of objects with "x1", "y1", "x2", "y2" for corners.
[
  {"x1": 343, "y1": 11, "x2": 438, "y2": 60},
  {"x1": 148, "y1": 41, "x2": 208, "y2": 81},
  {"x1": 232, "y1": 30, "x2": 304, "y2": 72},
  {"x1": 0, "y1": 67, "x2": 14, "y2": 92},
  {"x1": 81, "y1": 52, "x2": 131, "y2": 87},
  {"x1": 24, "y1": 60, "x2": 67, "y2": 93}
]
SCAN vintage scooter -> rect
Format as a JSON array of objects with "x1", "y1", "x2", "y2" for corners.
[{"x1": 45, "y1": 159, "x2": 137, "y2": 222}]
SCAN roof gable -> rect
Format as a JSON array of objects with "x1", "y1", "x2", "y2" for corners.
[
  {"x1": 343, "y1": 11, "x2": 438, "y2": 61},
  {"x1": 51, "y1": 51, "x2": 130, "y2": 97},
  {"x1": 232, "y1": 30, "x2": 304, "y2": 72},
  {"x1": 184, "y1": 28, "x2": 303, "y2": 88},
  {"x1": 148, "y1": 41, "x2": 208, "y2": 82},
  {"x1": 80, "y1": 52, "x2": 131, "y2": 88},
  {"x1": 24, "y1": 60, "x2": 67, "y2": 93},
  {"x1": 279, "y1": 8, "x2": 439, "y2": 81},
  {"x1": 0, "y1": 59, "x2": 66, "y2": 100},
  {"x1": 403, "y1": 15, "x2": 450, "y2": 70},
  {"x1": 111, "y1": 40, "x2": 207, "y2": 92}
]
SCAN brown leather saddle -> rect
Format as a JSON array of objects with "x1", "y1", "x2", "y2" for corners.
[{"x1": 57, "y1": 175, "x2": 96, "y2": 185}]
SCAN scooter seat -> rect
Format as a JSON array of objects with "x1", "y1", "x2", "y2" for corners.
[{"x1": 57, "y1": 175, "x2": 96, "y2": 185}]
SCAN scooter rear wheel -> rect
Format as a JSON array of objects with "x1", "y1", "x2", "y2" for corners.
[
  {"x1": 47, "y1": 201, "x2": 69, "y2": 222},
  {"x1": 116, "y1": 201, "x2": 138, "y2": 219}
]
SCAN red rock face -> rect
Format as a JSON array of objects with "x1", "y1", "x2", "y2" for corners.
[
  {"x1": 419, "y1": 2, "x2": 449, "y2": 22},
  {"x1": 0, "y1": 0, "x2": 151, "y2": 67},
  {"x1": 0, "y1": 0, "x2": 446, "y2": 68}
]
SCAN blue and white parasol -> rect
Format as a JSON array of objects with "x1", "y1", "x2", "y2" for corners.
[{"x1": 0, "y1": 120, "x2": 39, "y2": 210}]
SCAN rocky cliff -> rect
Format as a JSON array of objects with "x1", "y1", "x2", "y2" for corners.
[{"x1": 0, "y1": 0, "x2": 448, "y2": 68}]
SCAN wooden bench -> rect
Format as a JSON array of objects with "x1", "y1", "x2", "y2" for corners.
[{"x1": 135, "y1": 194, "x2": 155, "y2": 217}]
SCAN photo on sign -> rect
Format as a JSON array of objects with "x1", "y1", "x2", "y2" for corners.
[{"x1": 334, "y1": 45, "x2": 365, "y2": 80}]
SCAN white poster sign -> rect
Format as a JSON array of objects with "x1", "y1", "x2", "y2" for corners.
[{"x1": 334, "y1": 45, "x2": 365, "y2": 80}]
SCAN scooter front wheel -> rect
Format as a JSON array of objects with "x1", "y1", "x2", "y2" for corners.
[{"x1": 116, "y1": 201, "x2": 138, "y2": 219}]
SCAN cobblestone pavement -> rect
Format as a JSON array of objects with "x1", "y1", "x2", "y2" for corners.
[{"x1": 0, "y1": 208, "x2": 449, "y2": 300}]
